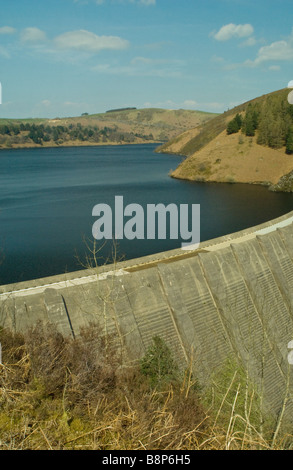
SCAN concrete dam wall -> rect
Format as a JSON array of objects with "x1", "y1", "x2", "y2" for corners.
[{"x1": 2, "y1": 211, "x2": 293, "y2": 422}]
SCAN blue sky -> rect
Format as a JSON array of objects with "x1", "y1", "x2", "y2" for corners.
[{"x1": 0, "y1": 0, "x2": 292, "y2": 118}]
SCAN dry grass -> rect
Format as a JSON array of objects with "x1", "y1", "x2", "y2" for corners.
[
  {"x1": 0, "y1": 324, "x2": 292, "y2": 451},
  {"x1": 170, "y1": 130, "x2": 292, "y2": 186}
]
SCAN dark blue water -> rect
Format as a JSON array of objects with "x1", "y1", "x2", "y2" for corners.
[{"x1": 0, "y1": 143, "x2": 293, "y2": 285}]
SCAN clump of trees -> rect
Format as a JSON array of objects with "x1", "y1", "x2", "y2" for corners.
[
  {"x1": 0, "y1": 121, "x2": 155, "y2": 148},
  {"x1": 226, "y1": 94, "x2": 293, "y2": 154},
  {"x1": 226, "y1": 114, "x2": 243, "y2": 135},
  {"x1": 106, "y1": 107, "x2": 137, "y2": 113}
]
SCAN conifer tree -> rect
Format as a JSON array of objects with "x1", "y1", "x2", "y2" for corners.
[
  {"x1": 226, "y1": 114, "x2": 242, "y2": 135},
  {"x1": 286, "y1": 128, "x2": 293, "y2": 155}
]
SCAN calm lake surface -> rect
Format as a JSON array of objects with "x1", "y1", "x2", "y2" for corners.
[{"x1": 1, "y1": 143, "x2": 293, "y2": 285}]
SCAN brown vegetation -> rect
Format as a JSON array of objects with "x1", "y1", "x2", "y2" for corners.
[{"x1": 0, "y1": 323, "x2": 292, "y2": 450}]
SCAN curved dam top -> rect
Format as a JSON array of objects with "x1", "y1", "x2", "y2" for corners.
[{"x1": 2, "y1": 210, "x2": 293, "y2": 424}]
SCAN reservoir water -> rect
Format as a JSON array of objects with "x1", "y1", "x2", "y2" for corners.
[{"x1": 1, "y1": 143, "x2": 293, "y2": 285}]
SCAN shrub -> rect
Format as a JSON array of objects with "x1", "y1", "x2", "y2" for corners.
[
  {"x1": 140, "y1": 336, "x2": 179, "y2": 388},
  {"x1": 24, "y1": 321, "x2": 120, "y2": 403}
]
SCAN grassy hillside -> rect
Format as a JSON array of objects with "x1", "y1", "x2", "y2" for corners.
[
  {"x1": 157, "y1": 89, "x2": 293, "y2": 191},
  {"x1": 0, "y1": 108, "x2": 217, "y2": 150},
  {"x1": 157, "y1": 89, "x2": 288, "y2": 156}
]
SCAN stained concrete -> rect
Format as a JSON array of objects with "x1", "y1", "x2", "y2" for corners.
[{"x1": 2, "y1": 210, "x2": 293, "y2": 422}]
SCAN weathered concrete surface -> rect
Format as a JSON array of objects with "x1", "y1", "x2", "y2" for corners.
[{"x1": 2, "y1": 210, "x2": 293, "y2": 422}]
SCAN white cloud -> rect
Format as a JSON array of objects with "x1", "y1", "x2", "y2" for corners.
[
  {"x1": 143, "y1": 99, "x2": 224, "y2": 112},
  {"x1": 213, "y1": 23, "x2": 254, "y2": 41},
  {"x1": 131, "y1": 56, "x2": 184, "y2": 66},
  {"x1": 41, "y1": 100, "x2": 51, "y2": 107},
  {"x1": 268, "y1": 65, "x2": 281, "y2": 71},
  {"x1": 32, "y1": 99, "x2": 92, "y2": 117},
  {"x1": 54, "y1": 30, "x2": 129, "y2": 52},
  {"x1": 202, "y1": 101, "x2": 225, "y2": 111},
  {"x1": 219, "y1": 29, "x2": 293, "y2": 70},
  {"x1": 8, "y1": 27, "x2": 131, "y2": 65},
  {"x1": 240, "y1": 36, "x2": 257, "y2": 47},
  {"x1": 243, "y1": 31, "x2": 293, "y2": 67},
  {"x1": 92, "y1": 56, "x2": 184, "y2": 78},
  {"x1": 183, "y1": 100, "x2": 198, "y2": 108},
  {"x1": 0, "y1": 26, "x2": 16, "y2": 35},
  {"x1": 92, "y1": 62, "x2": 182, "y2": 78},
  {"x1": 20, "y1": 27, "x2": 47, "y2": 43},
  {"x1": 254, "y1": 39, "x2": 293, "y2": 64}
]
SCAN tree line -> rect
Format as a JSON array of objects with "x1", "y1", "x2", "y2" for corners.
[
  {"x1": 226, "y1": 93, "x2": 293, "y2": 154},
  {"x1": 0, "y1": 121, "x2": 155, "y2": 147}
]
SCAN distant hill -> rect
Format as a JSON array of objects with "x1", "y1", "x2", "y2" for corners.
[
  {"x1": 0, "y1": 108, "x2": 217, "y2": 150},
  {"x1": 157, "y1": 89, "x2": 293, "y2": 192}
]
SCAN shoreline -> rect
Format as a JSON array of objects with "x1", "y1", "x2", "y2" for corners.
[
  {"x1": 0, "y1": 140, "x2": 164, "y2": 151},
  {"x1": 169, "y1": 169, "x2": 293, "y2": 193}
]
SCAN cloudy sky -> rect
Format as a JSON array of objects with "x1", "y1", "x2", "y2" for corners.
[{"x1": 0, "y1": 0, "x2": 292, "y2": 118}]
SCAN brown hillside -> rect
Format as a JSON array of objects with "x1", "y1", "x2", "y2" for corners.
[
  {"x1": 157, "y1": 88, "x2": 288, "y2": 157},
  {"x1": 160, "y1": 88, "x2": 293, "y2": 191},
  {"x1": 171, "y1": 130, "x2": 293, "y2": 188}
]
